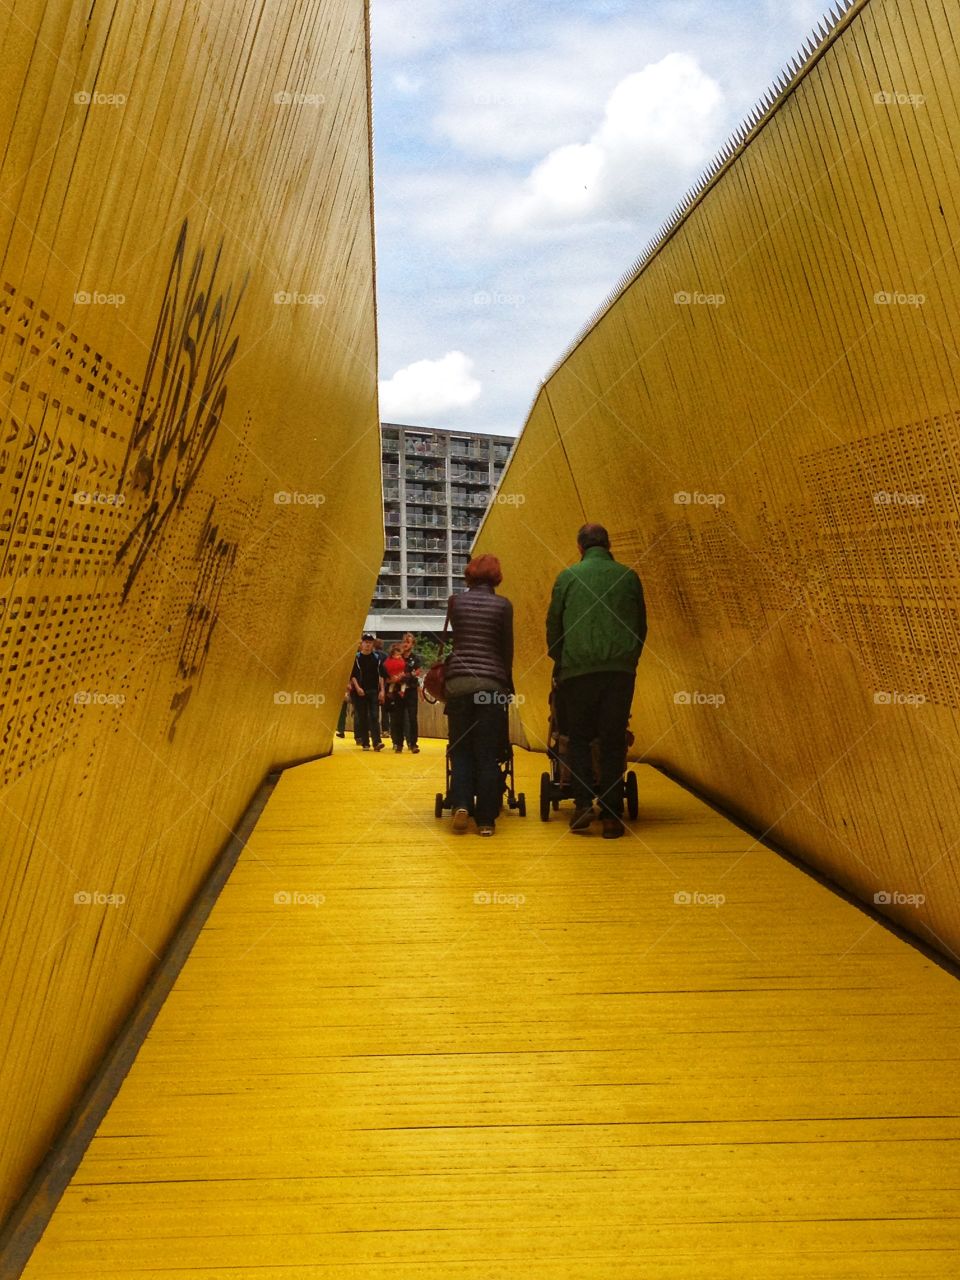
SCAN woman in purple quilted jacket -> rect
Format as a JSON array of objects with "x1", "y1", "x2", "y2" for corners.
[{"x1": 443, "y1": 554, "x2": 514, "y2": 836}]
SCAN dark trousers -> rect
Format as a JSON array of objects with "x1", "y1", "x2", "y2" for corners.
[
  {"x1": 336, "y1": 698, "x2": 349, "y2": 735},
  {"x1": 351, "y1": 691, "x2": 382, "y2": 747},
  {"x1": 387, "y1": 697, "x2": 406, "y2": 748},
  {"x1": 402, "y1": 688, "x2": 419, "y2": 748},
  {"x1": 561, "y1": 671, "x2": 635, "y2": 817},
  {"x1": 446, "y1": 695, "x2": 507, "y2": 825}
]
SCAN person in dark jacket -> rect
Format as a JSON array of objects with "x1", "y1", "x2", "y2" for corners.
[
  {"x1": 350, "y1": 634, "x2": 385, "y2": 751},
  {"x1": 546, "y1": 524, "x2": 646, "y2": 838},
  {"x1": 444, "y1": 554, "x2": 514, "y2": 836},
  {"x1": 398, "y1": 632, "x2": 423, "y2": 753}
]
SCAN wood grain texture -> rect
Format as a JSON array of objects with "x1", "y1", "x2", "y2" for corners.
[
  {"x1": 17, "y1": 739, "x2": 960, "y2": 1277},
  {"x1": 477, "y1": 0, "x2": 960, "y2": 963},
  {"x1": 0, "y1": 0, "x2": 379, "y2": 1223}
]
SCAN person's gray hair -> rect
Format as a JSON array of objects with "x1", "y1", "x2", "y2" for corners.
[{"x1": 577, "y1": 523, "x2": 610, "y2": 550}]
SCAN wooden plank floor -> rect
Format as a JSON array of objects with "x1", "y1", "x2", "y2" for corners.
[{"x1": 21, "y1": 740, "x2": 960, "y2": 1278}]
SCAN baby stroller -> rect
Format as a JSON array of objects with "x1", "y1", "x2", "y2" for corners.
[
  {"x1": 539, "y1": 679, "x2": 639, "y2": 822},
  {"x1": 434, "y1": 717, "x2": 527, "y2": 819}
]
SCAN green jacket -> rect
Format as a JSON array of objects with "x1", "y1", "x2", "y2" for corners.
[{"x1": 546, "y1": 546, "x2": 647, "y2": 682}]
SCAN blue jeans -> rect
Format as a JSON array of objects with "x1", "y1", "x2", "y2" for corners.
[
  {"x1": 351, "y1": 691, "x2": 382, "y2": 747},
  {"x1": 446, "y1": 694, "x2": 507, "y2": 825}
]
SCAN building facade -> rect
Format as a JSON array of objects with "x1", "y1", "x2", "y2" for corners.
[{"x1": 365, "y1": 423, "x2": 515, "y2": 638}]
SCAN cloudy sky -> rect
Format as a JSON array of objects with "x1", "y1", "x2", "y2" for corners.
[{"x1": 370, "y1": 0, "x2": 834, "y2": 437}]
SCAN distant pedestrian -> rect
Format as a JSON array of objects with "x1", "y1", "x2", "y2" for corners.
[
  {"x1": 546, "y1": 524, "x2": 646, "y2": 838},
  {"x1": 350, "y1": 633, "x2": 385, "y2": 751},
  {"x1": 444, "y1": 554, "x2": 514, "y2": 836},
  {"x1": 398, "y1": 631, "x2": 423, "y2": 753},
  {"x1": 383, "y1": 643, "x2": 408, "y2": 751}
]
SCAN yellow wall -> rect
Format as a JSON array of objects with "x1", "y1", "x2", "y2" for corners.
[
  {"x1": 480, "y1": 0, "x2": 960, "y2": 962},
  {"x1": 0, "y1": 0, "x2": 380, "y2": 1221}
]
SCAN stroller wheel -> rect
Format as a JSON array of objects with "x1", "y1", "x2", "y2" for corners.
[
  {"x1": 539, "y1": 772, "x2": 551, "y2": 821},
  {"x1": 625, "y1": 770, "x2": 639, "y2": 820},
  {"x1": 517, "y1": 792, "x2": 526, "y2": 818},
  {"x1": 434, "y1": 792, "x2": 444, "y2": 819}
]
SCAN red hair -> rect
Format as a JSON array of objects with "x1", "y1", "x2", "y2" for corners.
[{"x1": 464, "y1": 554, "x2": 502, "y2": 586}]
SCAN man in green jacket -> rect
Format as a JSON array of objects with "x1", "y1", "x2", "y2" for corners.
[{"x1": 546, "y1": 523, "x2": 646, "y2": 838}]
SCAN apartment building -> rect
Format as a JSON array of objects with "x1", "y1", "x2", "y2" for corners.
[{"x1": 365, "y1": 422, "x2": 515, "y2": 638}]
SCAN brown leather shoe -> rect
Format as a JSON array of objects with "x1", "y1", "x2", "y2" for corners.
[
  {"x1": 569, "y1": 806, "x2": 594, "y2": 834},
  {"x1": 601, "y1": 816, "x2": 625, "y2": 839}
]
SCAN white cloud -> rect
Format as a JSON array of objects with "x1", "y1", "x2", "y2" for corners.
[
  {"x1": 379, "y1": 351, "x2": 482, "y2": 419},
  {"x1": 392, "y1": 72, "x2": 424, "y2": 95},
  {"x1": 494, "y1": 53, "x2": 724, "y2": 233}
]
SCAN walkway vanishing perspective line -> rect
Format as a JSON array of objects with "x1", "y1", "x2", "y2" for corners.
[{"x1": 20, "y1": 741, "x2": 960, "y2": 1278}]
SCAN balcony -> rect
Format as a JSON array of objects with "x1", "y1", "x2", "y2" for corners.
[
  {"x1": 406, "y1": 586, "x2": 449, "y2": 600},
  {"x1": 407, "y1": 535, "x2": 447, "y2": 552},
  {"x1": 383, "y1": 486, "x2": 400, "y2": 501},
  {"x1": 449, "y1": 440, "x2": 488, "y2": 461},
  {"x1": 385, "y1": 512, "x2": 401, "y2": 526},
  {"x1": 374, "y1": 589, "x2": 401, "y2": 601},
  {"x1": 450, "y1": 493, "x2": 490, "y2": 509},
  {"x1": 407, "y1": 564, "x2": 448, "y2": 577},
  {"x1": 449, "y1": 467, "x2": 489, "y2": 485},
  {"x1": 405, "y1": 464, "x2": 445, "y2": 483},
  {"x1": 404, "y1": 438, "x2": 446, "y2": 458},
  {"x1": 386, "y1": 535, "x2": 401, "y2": 550},
  {"x1": 406, "y1": 488, "x2": 445, "y2": 505},
  {"x1": 406, "y1": 511, "x2": 447, "y2": 528}
]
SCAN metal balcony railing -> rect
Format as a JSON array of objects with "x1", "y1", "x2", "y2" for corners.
[
  {"x1": 404, "y1": 439, "x2": 446, "y2": 458},
  {"x1": 406, "y1": 512, "x2": 447, "y2": 528},
  {"x1": 407, "y1": 535, "x2": 447, "y2": 552},
  {"x1": 405, "y1": 464, "x2": 445, "y2": 483},
  {"x1": 407, "y1": 564, "x2": 448, "y2": 577}
]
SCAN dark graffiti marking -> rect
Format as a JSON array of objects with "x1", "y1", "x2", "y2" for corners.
[
  {"x1": 116, "y1": 218, "x2": 248, "y2": 600},
  {"x1": 177, "y1": 501, "x2": 238, "y2": 682}
]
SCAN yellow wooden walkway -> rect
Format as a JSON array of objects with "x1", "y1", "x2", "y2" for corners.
[{"x1": 20, "y1": 741, "x2": 960, "y2": 1278}]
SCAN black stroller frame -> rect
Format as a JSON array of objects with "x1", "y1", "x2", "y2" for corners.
[
  {"x1": 433, "y1": 709, "x2": 527, "y2": 820},
  {"x1": 539, "y1": 679, "x2": 640, "y2": 822}
]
